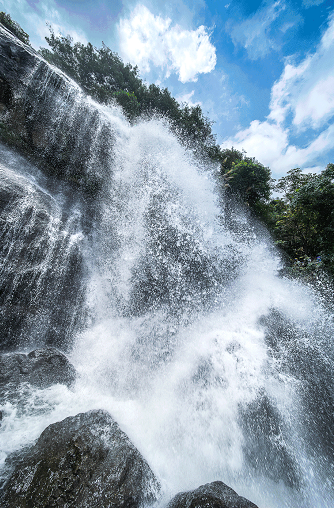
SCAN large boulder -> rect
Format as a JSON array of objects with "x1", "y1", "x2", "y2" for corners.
[
  {"x1": 1, "y1": 409, "x2": 161, "y2": 508},
  {"x1": 166, "y1": 481, "x2": 258, "y2": 508},
  {"x1": 0, "y1": 347, "x2": 76, "y2": 389}
]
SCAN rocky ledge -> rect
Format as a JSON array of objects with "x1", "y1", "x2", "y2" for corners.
[{"x1": 0, "y1": 347, "x2": 76, "y2": 389}]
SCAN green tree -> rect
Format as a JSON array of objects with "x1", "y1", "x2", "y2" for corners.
[
  {"x1": 0, "y1": 12, "x2": 30, "y2": 45},
  {"x1": 219, "y1": 147, "x2": 245, "y2": 172},
  {"x1": 226, "y1": 159, "x2": 271, "y2": 207},
  {"x1": 112, "y1": 91, "x2": 141, "y2": 120},
  {"x1": 275, "y1": 167, "x2": 314, "y2": 201},
  {"x1": 267, "y1": 165, "x2": 334, "y2": 275},
  {"x1": 217, "y1": 148, "x2": 272, "y2": 216},
  {"x1": 40, "y1": 32, "x2": 143, "y2": 101}
]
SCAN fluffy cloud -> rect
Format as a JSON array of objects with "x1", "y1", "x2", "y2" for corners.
[
  {"x1": 222, "y1": 12, "x2": 334, "y2": 177},
  {"x1": 222, "y1": 120, "x2": 334, "y2": 177},
  {"x1": 226, "y1": 0, "x2": 301, "y2": 60},
  {"x1": 269, "y1": 13, "x2": 334, "y2": 130},
  {"x1": 118, "y1": 4, "x2": 216, "y2": 83},
  {"x1": 175, "y1": 90, "x2": 202, "y2": 107}
]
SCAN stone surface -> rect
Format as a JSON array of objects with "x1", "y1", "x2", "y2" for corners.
[
  {"x1": 0, "y1": 25, "x2": 38, "y2": 94},
  {"x1": 0, "y1": 347, "x2": 76, "y2": 389},
  {"x1": 0, "y1": 26, "x2": 104, "y2": 195},
  {"x1": 0, "y1": 159, "x2": 86, "y2": 351},
  {"x1": 166, "y1": 481, "x2": 258, "y2": 508},
  {"x1": 1, "y1": 409, "x2": 161, "y2": 508}
]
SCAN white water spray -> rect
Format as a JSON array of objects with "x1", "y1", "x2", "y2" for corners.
[{"x1": 0, "y1": 61, "x2": 333, "y2": 508}]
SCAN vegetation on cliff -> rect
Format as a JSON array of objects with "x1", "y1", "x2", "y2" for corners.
[
  {"x1": 266, "y1": 165, "x2": 334, "y2": 277},
  {"x1": 39, "y1": 30, "x2": 215, "y2": 153}
]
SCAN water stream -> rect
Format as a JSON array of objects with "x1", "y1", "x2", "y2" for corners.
[{"x1": 0, "y1": 60, "x2": 333, "y2": 507}]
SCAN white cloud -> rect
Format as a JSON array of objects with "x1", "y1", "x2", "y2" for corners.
[
  {"x1": 175, "y1": 90, "x2": 202, "y2": 107},
  {"x1": 226, "y1": 0, "x2": 300, "y2": 60},
  {"x1": 224, "y1": 120, "x2": 288, "y2": 164},
  {"x1": 302, "y1": 0, "x2": 326, "y2": 7},
  {"x1": 229, "y1": 1, "x2": 282, "y2": 59},
  {"x1": 222, "y1": 120, "x2": 334, "y2": 177},
  {"x1": 269, "y1": 13, "x2": 334, "y2": 130},
  {"x1": 222, "y1": 12, "x2": 334, "y2": 177},
  {"x1": 294, "y1": 76, "x2": 334, "y2": 127},
  {"x1": 118, "y1": 4, "x2": 216, "y2": 83}
]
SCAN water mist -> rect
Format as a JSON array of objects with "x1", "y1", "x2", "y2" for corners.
[{"x1": 0, "y1": 52, "x2": 333, "y2": 508}]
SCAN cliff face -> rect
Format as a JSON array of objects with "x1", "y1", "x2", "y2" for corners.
[
  {"x1": 0, "y1": 28, "x2": 90, "y2": 351},
  {"x1": 0, "y1": 26, "x2": 42, "y2": 150},
  {"x1": 0, "y1": 26, "x2": 105, "y2": 195}
]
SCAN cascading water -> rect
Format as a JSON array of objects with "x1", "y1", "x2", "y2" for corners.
[{"x1": 0, "y1": 55, "x2": 333, "y2": 508}]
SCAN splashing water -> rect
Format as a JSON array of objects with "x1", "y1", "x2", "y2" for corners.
[{"x1": 0, "y1": 60, "x2": 333, "y2": 508}]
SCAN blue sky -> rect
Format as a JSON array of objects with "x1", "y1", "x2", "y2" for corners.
[{"x1": 2, "y1": 0, "x2": 334, "y2": 178}]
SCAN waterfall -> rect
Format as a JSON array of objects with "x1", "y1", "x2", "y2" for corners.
[{"x1": 0, "y1": 55, "x2": 333, "y2": 508}]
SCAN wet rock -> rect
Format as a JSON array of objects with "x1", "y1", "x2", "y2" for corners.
[
  {"x1": 0, "y1": 26, "x2": 38, "y2": 96},
  {"x1": 1, "y1": 409, "x2": 160, "y2": 508},
  {"x1": 166, "y1": 481, "x2": 258, "y2": 508},
  {"x1": 0, "y1": 347, "x2": 76, "y2": 389},
  {"x1": 0, "y1": 27, "x2": 104, "y2": 195},
  {"x1": 240, "y1": 393, "x2": 300, "y2": 489},
  {"x1": 0, "y1": 162, "x2": 86, "y2": 351}
]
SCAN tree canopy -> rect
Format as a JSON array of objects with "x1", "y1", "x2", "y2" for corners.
[
  {"x1": 264, "y1": 166, "x2": 334, "y2": 276},
  {"x1": 39, "y1": 29, "x2": 216, "y2": 155},
  {"x1": 216, "y1": 147, "x2": 272, "y2": 217}
]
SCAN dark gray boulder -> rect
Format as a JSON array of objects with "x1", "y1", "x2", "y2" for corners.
[
  {"x1": 2, "y1": 409, "x2": 161, "y2": 508},
  {"x1": 166, "y1": 481, "x2": 258, "y2": 508},
  {"x1": 0, "y1": 347, "x2": 76, "y2": 389}
]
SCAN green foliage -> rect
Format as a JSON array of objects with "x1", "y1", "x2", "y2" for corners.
[
  {"x1": 39, "y1": 28, "x2": 218, "y2": 153},
  {"x1": 178, "y1": 105, "x2": 215, "y2": 146},
  {"x1": 274, "y1": 167, "x2": 314, "y2": 200},
  {"x1": 266, "y1": 166, "x2": 334, "y2": 276},
  {"x1": 219, "y1": 147, "x2": 245, "y2": 171},
  {"x1": 0, "y1": 12, "x2": 30, "y2": 45},
  {"x1": 218, "y1": 147, "x2": 272, "y2": 216},
  {"x1": 112, "y1": 91, "x2": 141, "y2": 119},
  {"x1": 39, "y1": 33, "x2": 142, "y2": 100},
  {"x1": 226, "y1": 159, "x2": 272, "y2": 208}
]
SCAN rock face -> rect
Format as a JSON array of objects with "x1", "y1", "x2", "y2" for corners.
[
  {"x1": 0, "y1": 347, "x2": 76, "y2": 389},
  {"x1": 0, "y1": 160, "x2": 86, "y2": 351},
  {"x1": 166, "y1": 482, "x2": 258, "y2": 508},
  {"x1": 0, "y1": 26, "x2": 107, "y2": 195},
  {"x1": 2, "y1": 409, "x2": 161, "y2": 508},
  {"x1": 0, "y1": 25, "x2": 38, "y2": 98}
]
